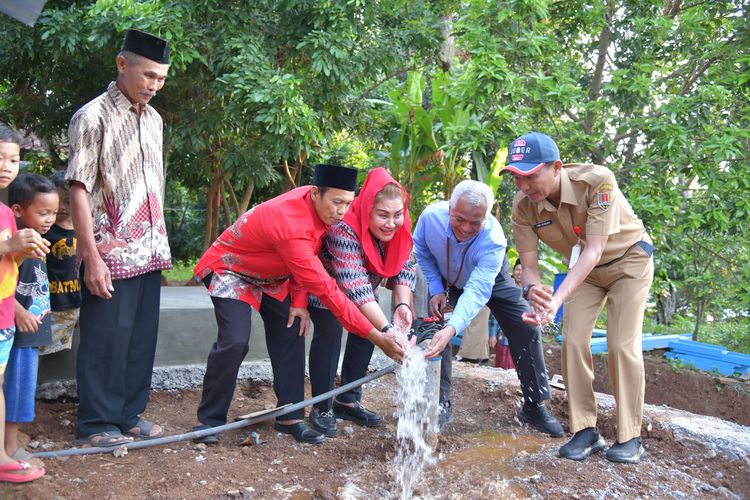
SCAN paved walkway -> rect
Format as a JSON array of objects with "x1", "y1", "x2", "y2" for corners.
[{"x1": 38, "y1": 286, "x2": 396, "y2": 385}]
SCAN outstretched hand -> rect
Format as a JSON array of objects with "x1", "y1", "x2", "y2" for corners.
[
  {"x1": 428, "y1": 293, "x2": 447, "y2": 319},
  {"x1": 392, "y1": 305, "x2": 413, "y2": 332},
  {"x1": 422, "y1": 325, "x2": 455, "y2": 359},
  {"x1": 521, "y1": 285, "x2": 559, "y2": 327},
  {"x1": 370, "y1": 329, "x2": 406, "y2": 362}
]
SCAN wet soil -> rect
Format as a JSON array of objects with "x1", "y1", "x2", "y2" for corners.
[{"x1": 2, "y1": 345, "x2": 749, "y2": 499}]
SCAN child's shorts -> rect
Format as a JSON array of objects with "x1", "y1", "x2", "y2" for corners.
[
  {"x1": 0, "y1": 327, "x2": 15, "y2": 375},
  {"x1": 3, "y1": 346, "x2": 39, "y2": 423},
  {"x1": 40, "y1": 308, "x2": 79, "y2": 355}
]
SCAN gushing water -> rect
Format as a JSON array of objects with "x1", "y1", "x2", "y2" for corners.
[{"x1": 394, "y1": 345, "x2": 439, "y2": 500}]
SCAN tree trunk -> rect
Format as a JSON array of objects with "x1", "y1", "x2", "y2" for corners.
[
  {"x1": 692, "y1": 298, "x2": 706, "y2": 341},
  {"x1": 202, "y1": 170, "x2": 224, "y2": 250},
  {"x1": 202, "y1": 186, "x2": 215, "y2": 251},
  {"x1": 584, "y1": 0, "x2": 615, "y2": 165},
  {"x1": 224, "y1": 178, "x2": 240, "y2": 217},
  {"x1": 656, "y1": 282, "x2": 677, "y2": 325},
  {"x1": 240, "y1": 178, "x2": 255, "y2": 213}
]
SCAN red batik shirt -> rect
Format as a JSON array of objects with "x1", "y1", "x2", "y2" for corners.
[{"x1": 194, "y1": 186, "x2": 373, "y2": 338}]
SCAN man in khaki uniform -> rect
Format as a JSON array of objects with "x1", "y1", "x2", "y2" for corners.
[{"x1": 502, "y1": 132, "x2": 654, "y2": 464}]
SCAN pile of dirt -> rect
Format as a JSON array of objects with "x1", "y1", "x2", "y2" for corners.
[
  {"x1": 2, "y1": 349, "x2": 749, "y2": 499},
  {"x1": 542, "y1": 342, "x2": 750, "y2": 427}
]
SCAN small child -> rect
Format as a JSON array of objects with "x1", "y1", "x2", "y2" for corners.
[
  {"x1": 5, "y1": 173, "x2": 58, "y2": 476},
  {"x1": 39, "y1": 171, "x2": 80, "y2": 355},
  {"x1": 0, "y1": 124, "x2": 48, "y2": 483}
]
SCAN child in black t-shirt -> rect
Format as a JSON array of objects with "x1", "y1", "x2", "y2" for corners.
[{"x1": 39, "y1": 171, "x2": 80, "y2": 355}]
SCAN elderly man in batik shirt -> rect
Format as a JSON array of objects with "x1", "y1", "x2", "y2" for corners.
[{"x1": 67, "y1": 29, "x2": 172, "y2": 447}]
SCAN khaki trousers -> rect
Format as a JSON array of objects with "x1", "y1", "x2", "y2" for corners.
[
  {"x1": 562, "y1": 244, "x2": 654, "y2": 443},
  {"x1": 457, "y1": 306, "x2": 491, "y2": 360}
]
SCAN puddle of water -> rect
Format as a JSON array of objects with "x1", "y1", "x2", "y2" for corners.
[{"x1": 432, "y1": 431, "x2": 547, "y2": 498}]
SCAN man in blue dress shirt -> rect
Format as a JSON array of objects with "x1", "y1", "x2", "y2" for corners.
[{"x1": 416, "y1": 180, "x2": 563, "y2": 436}]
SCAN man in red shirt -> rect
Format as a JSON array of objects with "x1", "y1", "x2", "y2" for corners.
[{"x1": 193, "y1": 164, "x2": 405, "y2": 443}]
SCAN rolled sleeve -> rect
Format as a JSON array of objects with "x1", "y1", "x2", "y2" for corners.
[{"x1": 386, "y1": 253, "x2": 417, "y2": 290}]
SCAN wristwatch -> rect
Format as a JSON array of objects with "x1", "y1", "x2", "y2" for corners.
[
  {"x1": 522, "y1": 284, "x2": 535, "y2": 300},
  {"x1": 381, "y1": 323, "x2": 394, "y2": 333}
]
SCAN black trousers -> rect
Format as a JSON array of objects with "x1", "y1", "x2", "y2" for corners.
[
  {"x1": 309, "y1": 307, "x2": 375, "y2": 411},
  {"x1": 76, "y1": 271, "x2": 161, "y2": 437},
  {"x1": 196, "y1": 293, "x2": 306, "y2": 425},
  {"x1": 440, "y1": 256, "x2": 551, "y2": 405}
]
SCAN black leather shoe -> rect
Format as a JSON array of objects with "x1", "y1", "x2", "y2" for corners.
[
  {"x1": 273, "y1": 421, "x2": 326, "y2": 444},
  {"x1": 438, "y1": 400, "x2": 453, "y2": 432},
  {"x1": 518, "y1": 402, "x2": 565, "y2": 437},
  {"x1": 192, "y1": 424, "x2": 219, "y2": 445},
  {"x1": 309, "y1": 409, "x2": 337, "y2": 437},
  {"x1": 332, "y1": 400, "x2": 383, "y2": 427},
  {"x1": 559, "y1": 427, "x2": 606, "y2": 460},
  {"x1": 606, "y1": 437, "x2": 644, "y2": 464}
]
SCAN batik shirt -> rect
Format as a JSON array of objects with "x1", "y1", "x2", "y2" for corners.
[
  {"x1": 67, "y1": 81, "x2": 172, "y2": 279},
  {"x1": 309, "y1": 221, "x2": 416, "y2": 309}
]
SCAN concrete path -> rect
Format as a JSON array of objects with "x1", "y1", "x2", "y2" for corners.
[{"x1": 37, "y1": 286, "x2": 396, "y2": 396}]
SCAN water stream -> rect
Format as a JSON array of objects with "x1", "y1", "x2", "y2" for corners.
[{"x1": 393, "y1": 345, "x2": 440, "y2": 500}]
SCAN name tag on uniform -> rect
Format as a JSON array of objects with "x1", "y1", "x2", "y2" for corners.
[{"x1": 533, "y1": 219, "x2": 553, "y2": 229}]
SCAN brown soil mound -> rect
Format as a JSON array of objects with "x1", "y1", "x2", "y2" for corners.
[{"x1": 1, "y1": 344, "x2": 748, "y2": 499}]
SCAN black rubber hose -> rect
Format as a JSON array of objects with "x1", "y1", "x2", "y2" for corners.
[{"x1": 34, "y1": 363, "x2": 399, "y2": 458}]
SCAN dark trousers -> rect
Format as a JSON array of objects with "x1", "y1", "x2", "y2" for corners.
[
  {"x1": 309, "y1": 307, "x2": 375, "y2": 411},
  {"x1": 440, "y1": 256, "x2": 551, "y2": 405},
  {"x1": 197, "y1": 293, "x2": 306, "y2": 425},
  {"x1": 76, "y1": 271, "x2": 161, "y2": 437}
]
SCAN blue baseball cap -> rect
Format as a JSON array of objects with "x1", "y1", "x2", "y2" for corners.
[{"x1": 501, "y1": 132, "x2": 560, "y2": 175}]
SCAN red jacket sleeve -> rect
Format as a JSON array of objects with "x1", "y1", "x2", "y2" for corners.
[
  {"x1": 277, "y1": 237, "x2": 374, "y2": 337},
  {"x1": 288, "y1": 276, "x2": 308, "y2": 309}
]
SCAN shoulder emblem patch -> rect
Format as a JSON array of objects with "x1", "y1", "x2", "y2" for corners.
[{"x1": 597, "y1": 191, "x2": 611, "y2": 210}]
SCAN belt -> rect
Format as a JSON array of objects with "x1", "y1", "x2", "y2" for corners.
[{"x1": 595, "y1": 238, "x2": 654, "y2": 269}]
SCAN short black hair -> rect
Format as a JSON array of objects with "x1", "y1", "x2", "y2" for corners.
[
  {"x1": 49, "y1": 170, "x2": 68, "y2": 190},
  {"x1": 0, "y1": 123, "x2": 22, "y2": 146},
  {"x1": 9, "y1": 173, "x2": 57, "y2": 208},
  {"x1": 513, "y1": 258, "x2": 522, "y2": 269}
]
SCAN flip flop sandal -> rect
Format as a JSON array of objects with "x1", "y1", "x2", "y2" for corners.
[
  {"x1": 124, "y1": 418, "x2": 165, "y2": 440},
  {"x1": 74, "y1": 431, "x2": 134, "y2": 448},
  {"x1": 0, "y1": 460, "x2": 45, "y2": 483},
  {"x1": 10, "y1": 447, "x2": 44, "y2": 468}
]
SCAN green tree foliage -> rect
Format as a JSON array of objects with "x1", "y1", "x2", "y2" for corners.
[
  {"x1": 0, "y1": 0, "x2": 443, "y2": 247},
  {"x1": 377, "y1": 0, "x2": 750, "y2": 336},
  {"x1": 1, "y1": 0, "x2": 748, "y2": 337}
]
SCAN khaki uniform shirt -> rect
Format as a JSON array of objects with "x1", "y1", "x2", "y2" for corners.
[
  {"x1": 67, "y1": 82, "x2": 172, "y2": 280},
  {"x1": 512, "y1": 163, "x2": 647, "y2": 265}
]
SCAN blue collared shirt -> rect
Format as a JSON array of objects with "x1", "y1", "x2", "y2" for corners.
[{"x1": 413, "y1": 201, "x2": 507, "y2": 335}]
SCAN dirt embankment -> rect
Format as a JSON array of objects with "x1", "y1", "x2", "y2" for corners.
[{"x1": 1, "y1": 347, "x2": 749, "y2": 499}]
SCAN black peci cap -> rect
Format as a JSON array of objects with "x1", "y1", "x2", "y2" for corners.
[
  {"x1": 121, "y1": 29, "x2": 170, "y2": 64},
  {"x1": 312, "y1": 164, "x2": 358, "y2": 191}
]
